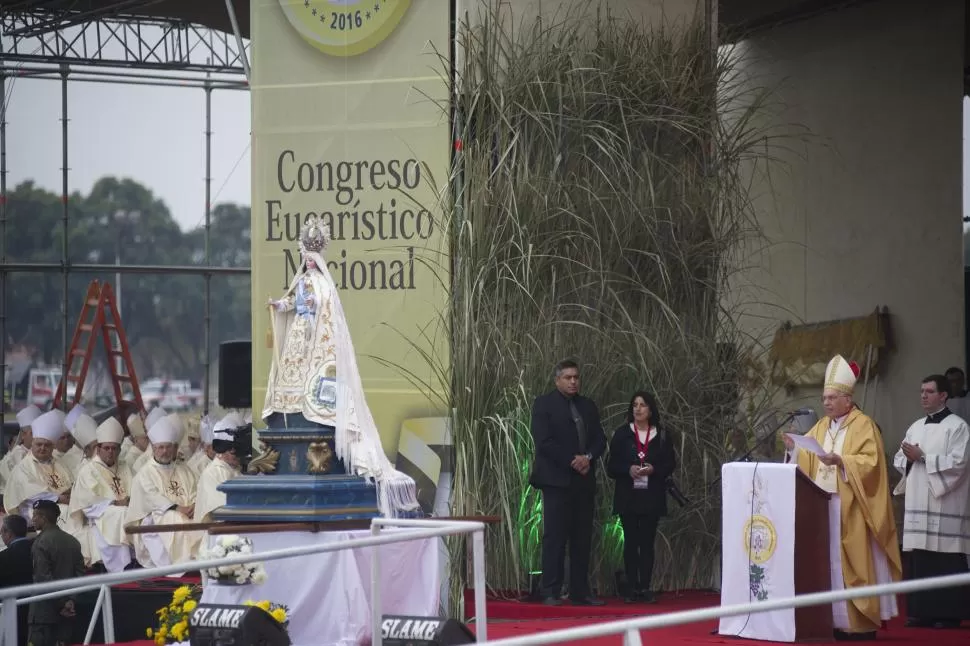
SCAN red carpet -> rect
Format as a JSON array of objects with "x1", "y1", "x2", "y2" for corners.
[{"x1": 103, "y1": 590, "x2": 968, "y2": 645}]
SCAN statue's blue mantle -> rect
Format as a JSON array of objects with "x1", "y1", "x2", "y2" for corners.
[{"x1": 212, "y1": 416, "x2": 381, "y2": 523}]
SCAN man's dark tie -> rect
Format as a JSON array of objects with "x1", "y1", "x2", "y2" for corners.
[{"x1": 569, "y1": 399, "x2": 587, "y2": 452}]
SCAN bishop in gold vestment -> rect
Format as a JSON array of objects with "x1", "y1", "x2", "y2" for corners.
[{"x1": 788, "y1": 355, "x2": 901, "y2": 638}]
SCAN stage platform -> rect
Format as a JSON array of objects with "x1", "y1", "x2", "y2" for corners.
[{"x1": 76, "y1": 588, "x2": 967, "y2": 646}]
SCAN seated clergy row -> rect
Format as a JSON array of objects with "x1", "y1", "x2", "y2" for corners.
[{"x1": 0, "y1": 404, "x2": 248, "y2": 572}]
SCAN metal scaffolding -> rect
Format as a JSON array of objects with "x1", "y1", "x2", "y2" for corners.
[{"x1": 0, "y1": 1, "x2": 252, "y2": 418}]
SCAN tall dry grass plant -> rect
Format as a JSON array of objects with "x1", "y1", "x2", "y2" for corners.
[{"x1": 424, "y1": 1, "x2": 784, "y2": 611}]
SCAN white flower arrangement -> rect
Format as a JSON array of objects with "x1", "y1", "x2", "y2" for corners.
[{"x1": 200, "y1": 535, "x2": 268, "y2": 585}]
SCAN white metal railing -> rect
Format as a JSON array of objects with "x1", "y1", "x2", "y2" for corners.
[
  {"x1": 478, "y1": 570, "x2": 970, "y2": 646},
  {"x1": 0, "y1": 518, "x2": 486, "y2": 646}
]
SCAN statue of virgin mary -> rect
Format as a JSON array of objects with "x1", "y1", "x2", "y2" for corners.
[{"x1": 263, "y1": 214, "x2": 419, "y2": 518}]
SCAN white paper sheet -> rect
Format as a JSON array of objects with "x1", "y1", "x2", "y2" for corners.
[{"x1": 784, "y1": 432, "x2": 826, "y2": 456}]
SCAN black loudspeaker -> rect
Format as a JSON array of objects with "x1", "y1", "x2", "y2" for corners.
[
  {"x1": 189, "y1": 604, "x2": 290, "y2": 646},
  {"x1": 219, "y1": 340, "x2": 252, "y2": 409},
  {"x1": 381, "y1": 616, "x2": 475, "y2": 646}
]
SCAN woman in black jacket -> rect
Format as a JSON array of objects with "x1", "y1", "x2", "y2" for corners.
[{"x1": 607, "y1": 391, "x2": 677, "y2": 603}]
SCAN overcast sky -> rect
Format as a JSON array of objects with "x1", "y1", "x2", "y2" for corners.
[
  {"x1": 6, "y1": 81, "x2": 970, "y2": 233},
  {"x1": 6, "y1": 77, "x2": 251, "y2": 231}
]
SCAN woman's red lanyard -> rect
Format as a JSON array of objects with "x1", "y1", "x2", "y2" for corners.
[{"x1": 633, "y1": 424, "x2": 649, "y2": 466}]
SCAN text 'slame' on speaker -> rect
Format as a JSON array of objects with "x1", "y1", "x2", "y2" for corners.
[{"x1": 219, "y1": 340, "x2": 252, "y2": 409}]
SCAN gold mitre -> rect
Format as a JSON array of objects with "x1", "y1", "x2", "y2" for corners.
[{"x1": 824, "y1": 354, "x2": 860, "y2": 394}]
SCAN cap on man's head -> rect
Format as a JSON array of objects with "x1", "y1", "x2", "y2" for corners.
[
  {"x1": 16, "y1": 404, "x2": 42, "y2": 429},
  {"x1": 64, "y1": 404, "x2": 88, "y2": 432},
  {"x1": 147, "y1": 417, "x2": 180, "y2": 445},
  {"x1": 72, "y1": 414, "x2": 98, "y2": 448},
  {"x1": 213, "y1": 412, "x2": 244, "y2": 443},
  {"x1": 31, "y1": 410, "x2": 65, "y2": 443},
  {"x1": 127, "y1": 414, "x2": 147, "y2": 439},
  {"x1": 145, "y1": 407, "x2": 167, "y2": 431},
  {"x1": 824, "y1": 354, "x2": 860, "y2": 395},
  {"x1": 96, "y1": 417, "x2": 125, "y2": 445}
]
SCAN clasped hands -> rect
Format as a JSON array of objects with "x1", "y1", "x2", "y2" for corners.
[
  {"x1": 629, "y1": 464, "x2": 654, "y2": 478},
  {"x1": 900, "y1": 441, "x2": 924, "y2": 462},
  {"x1": 571, "y1": 454, "x2": 591, "y2": 475}
]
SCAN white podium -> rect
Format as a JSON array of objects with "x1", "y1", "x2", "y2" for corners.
[{"x1": 717, "y1": 462, "x2": 833, "y2": 642}]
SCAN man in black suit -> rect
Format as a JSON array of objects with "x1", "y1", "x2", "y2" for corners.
[
  {"x1": 28, "y1": 501, "x2": 85, "y2": 646},
  {"x1": 530, "y1": 359, "x2": 607, "y2": 606},
  {"x1": 0, "y1": 514, "x2": 33, "y2": 646}
]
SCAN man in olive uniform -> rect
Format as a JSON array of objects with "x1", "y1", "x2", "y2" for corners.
[{"x1": 28, "y1": 500, "x2": 85, "y2": 646}]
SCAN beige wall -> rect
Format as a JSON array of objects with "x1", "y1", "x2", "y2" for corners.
[
  {"x1": 731, "y1": 0, "x2": 965, "y2": 445},
  {"x1": 455, "y1": 0, "x2": 704, "y2": 32}
]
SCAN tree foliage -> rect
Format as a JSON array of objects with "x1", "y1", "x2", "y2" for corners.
[{"x1": 4, "y1": 177, "x2": 251, "y2": 390}]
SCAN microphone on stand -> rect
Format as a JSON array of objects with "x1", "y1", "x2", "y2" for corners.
[{"x1": 708, "y1": 406, "x2": 818, "y2": 491}]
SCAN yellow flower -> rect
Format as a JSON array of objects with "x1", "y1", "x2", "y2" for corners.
[
  {"x1": 172, "y1": 585, "x2": 192, "y2": 603},
  {"x1": 243, "y1": 600, "x2": 255, "y2": 607},
  {"x1": 157, "y1": 626, "x2": 168, "y2": 639},
  {"x1": 154, "y1": 637, "x2": 165, "y2": 646},
  {"x1": 271, "y1": 608, "x2": 287, "y2": 624},
  {"x1": 156, "y1": 608, "x2": 167, "y2": 617},
  {"x1": 146, "y1": 628, "x2": 154, "y2": 638},
  {"x1": 183, "y1": 600, "x2": 197, "y2": 613},
  {"x1": 256, "y1": 600, "x2": 271, "y2": 612}
]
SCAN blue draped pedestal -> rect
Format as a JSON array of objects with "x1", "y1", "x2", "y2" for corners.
[{"x1": 211, "y1": 412, "x2": 382, "y2": 523}]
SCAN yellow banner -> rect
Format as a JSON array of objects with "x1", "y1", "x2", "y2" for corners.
[{"x1": 250, "y1": 0, "x2": 450, "y2": 460}]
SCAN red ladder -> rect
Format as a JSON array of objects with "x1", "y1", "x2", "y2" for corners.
[{"x1": 53, "y1": 280, "x2": 145, "y2": 415}]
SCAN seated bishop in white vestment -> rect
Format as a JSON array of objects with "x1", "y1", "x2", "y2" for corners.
[
  {"x1": 4, "y1": 410, "x2": 79, "y2": 536},
  {"x1": 0, "y1": 404, "x2": 40, "y2": 496},
  {"x1": 194, "y1": 413, "x2": 244, "y2": 523},
  {"x1": 55, "y1": 404, "x2": 88, "y2": 473},
  {"x1": 131, "y1": 407, "x2": 169, "y2": 474},
  {"x1": 125, "y1": 416, "x2": 203, "y2": 568},
  {"x1": 187, "y1": 415, "x2": 215, "y2": 477},
  {"x1": 70, "y1": 417, "x2": 134, "y2": 572},
  {"x1": 70, "y1": 413, "x2": 99, "y2": 469},
  {"x1": 121, "y1": 413, "x2": 150, "y2": 469}
]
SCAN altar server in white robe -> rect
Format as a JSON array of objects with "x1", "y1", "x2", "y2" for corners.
[
  {"x1": 121, "y1": 414, "x2": 150, "y2": 470},
  {"x1": 187, "y1": 416, "x2": 214, "y2": 476},
  {"x1": 132, "y1": 407, "x2": 168, "y2": 473},
  {"x1": 194, "y1": 413, "x2": 244, "y2": 522},
  {"x1": 3, "y1": 411, "x2": 77, "y2": 533},
  {"x1": 125, "y1": 416, "x2": 202, "y2": 568},
  {"x1": 70, "y1": 417, "x2": 133, "y2": 572},
  {"x1": 0, "y1": 405, "x2": 41, "y2": 495},
  {"x1": 893, "y1": 374, "x2": 970, "y2": 628}
]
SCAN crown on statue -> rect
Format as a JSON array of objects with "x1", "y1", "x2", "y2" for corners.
[{"x1": 299, "y1": 214, "x2": 330, "y2": 255}]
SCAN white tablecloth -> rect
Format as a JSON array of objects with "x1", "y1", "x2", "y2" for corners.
[{"x1": 200, "y1": 530, "x2": 443, "y2": 646}]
